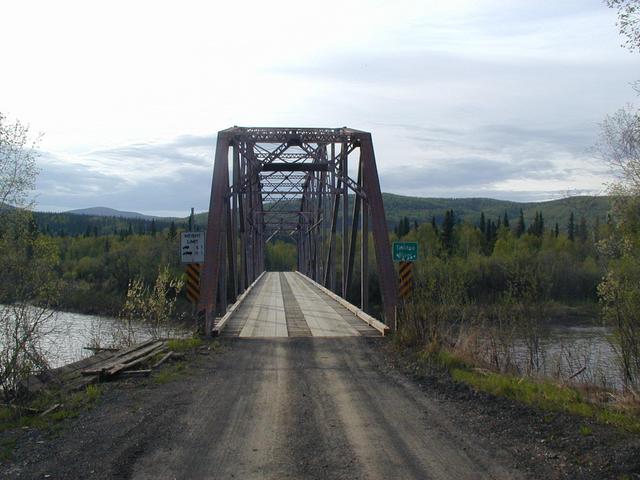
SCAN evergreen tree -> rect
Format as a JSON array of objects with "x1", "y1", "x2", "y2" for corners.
[
  {"x1": 486, "y1": 220, "x2": 496, "y2": 243},
  {"x1": 414, "y1": 220, "x2": 418, "y2": 231},
  {"x1": 431, "y1": 216, "x2": 438, "y2": 234},
  {"x1": 503, "y1": 211, "x2": 510, "y2": 229},
  {"x1": 578, "y1": 216, "x2": 588, "y2": 242},
  {"x1": 528, "y1": 211, "x2": 544, "y2": 237},
  {"x1": 554, "y1": 222, "x2": 559, "y2": 238},
  {"x1": 441, "y1": 209, "x2": 455, "y2": 255},
  {"x1": 168, "y1": 221, "x2": 177, "y2": 240},
  {"x1": 151, "y1": 219, "x2": 157, "y2": 237},
  {"x1": 479, "y1": 212, "x2": 486, "y2": 234},
  {"x1": 568, "y1": 212, "x2": 575, "y2": 242},
  {"x1": 516, "y1": 209, "x2": 526, "y2": 237}
]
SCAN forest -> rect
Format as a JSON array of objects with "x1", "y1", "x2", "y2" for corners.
[{"x1": 0, "y1": 200, "x2": 604, "y2": 320}]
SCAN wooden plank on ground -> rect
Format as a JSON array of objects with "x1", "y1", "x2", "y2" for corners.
[{"x1": 81, "y1": 341, "x2": 165, "y2": 376}]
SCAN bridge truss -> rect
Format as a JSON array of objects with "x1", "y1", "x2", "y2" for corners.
[{"x1": 199, "y1": 127, "x2": 398, "y2": 334}]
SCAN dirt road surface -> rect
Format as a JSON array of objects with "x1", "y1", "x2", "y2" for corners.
[{"x1": 3, "y1": 337, "x2": 530, "y2": 479}]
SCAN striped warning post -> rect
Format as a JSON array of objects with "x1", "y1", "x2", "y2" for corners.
[
  {"x1": 185, "y1": 263, "x2": 201, "y2": 304},
  {"x1": 398, "y1": 261, "x2": 413, "y2": 300}
]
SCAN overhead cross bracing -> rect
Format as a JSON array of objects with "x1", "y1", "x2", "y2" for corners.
[{"x1": 199, "y1": 127, "x2": 398, "y2": 335}]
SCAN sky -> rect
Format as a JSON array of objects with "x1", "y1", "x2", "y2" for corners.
[{"x1": 1, "y1": 0, "x2": 638, "y2": 216}]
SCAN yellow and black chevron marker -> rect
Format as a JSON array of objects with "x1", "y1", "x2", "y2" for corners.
[
  {"x1": 185, "y1": 263, "x2": 201, "y2": 304},
  {"x1": 398, "y1": 261, "x2": 413, "y2": 300}
]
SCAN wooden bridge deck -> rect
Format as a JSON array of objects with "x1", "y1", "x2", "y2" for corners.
[{"x1": 220, "y1": 272, "x2": 380, "y2": 337}]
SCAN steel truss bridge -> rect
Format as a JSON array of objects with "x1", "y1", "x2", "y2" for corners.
[{"x1": 199, "y1": 127, "x2": 398, "y2": 334}]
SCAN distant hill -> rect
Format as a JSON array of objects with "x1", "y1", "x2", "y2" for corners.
[
  {"x1": 35, "y1": 194, "x2": 611, "y2": 237},
  {"x1": 65, "y1": 207, "x2": 155, "y2": 219},
  {"x1": 191, "y1": 194, "x2": 611, "y2": 231},
  {"x1": 380, "y1": 194, "x2": 611, "y2": 230}
]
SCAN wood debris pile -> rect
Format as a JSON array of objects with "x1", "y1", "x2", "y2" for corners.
[{"x1": 81, "y1": 339, "x2": 180, "y2": 381}]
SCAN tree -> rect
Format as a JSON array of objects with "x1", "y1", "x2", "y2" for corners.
[
  {"x1": 479, "y1": 212, "x2": 486, "y2": 234},
  {"x1": 441, "y1": 209, "x2": 456, "y2": 255},
  {"x1": 168, "y1": 221, "x2": 177, "y2": 240},
  {"x1": 528, "y1": 211, "x2": 544, "y2": 237},
  {"x1": 395, "y1": 216, "x2": 411, "y2": 238},
  {"x1": 606, "y1": 0, "x2": 640, "y2": 52},
  {"x1": 578, "y1": 217, "x2": 589, "y2": 242},
  {"x1": 0, "y1": 112, "x2": 58, "y2": 403},
  {"x1": 0, "y1": 112, "x2": 39, "y2": 212},
  {"x1": 503, "y1": 211, "x2": 510, "y2": 229},
  {"x1": 568, "y1": 212, "x2": 575, "y2": 242},
  {"x1": 596, "y1": 11, "x2": 640, "y2": 389},
  {"x1": 117, "y1": 265, "x2": 184, "y2": 345},
  {"x1": 516, "y1": 209, "x2": 526, "y2": 237}
]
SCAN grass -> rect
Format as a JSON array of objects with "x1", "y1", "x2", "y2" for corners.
[
  {"x1": 0, "y1": 436, "x2": 17, "y2": 462},
  {"x1": 0, "y1": 384, "x2": 103, "y2": 434},
  {"x1": 580, "y1": 424, "x2": 593, "y2": 436},
  {"x1": 153, "y1": 362, "x2": 187, "y2": 385},
  {"x1": 425, "y1": 349, "x2": 470, "y2": 370},
  {"x1": 448, "y1": 364, "x2": 640, "y2": 433},
  {"x1": 166, "y1": 337, "x2": 204, "y2": 352}
]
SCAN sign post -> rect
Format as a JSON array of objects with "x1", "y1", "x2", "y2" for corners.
[
  {"x1": 181, "y1": 231, "x2": 205, "y2": 312},
  {"x1": 185, "y1": 263, "x2": 201, "y2": 305},
  {"x1": 392, "y1": 241, "x2": 418, "y2": 300},
  {"x1": 392, "y1": 241, "x2": 418, "y2": 262},
  {"x1": 181, "y1": 232, "x2": 205, "y2": 264}
]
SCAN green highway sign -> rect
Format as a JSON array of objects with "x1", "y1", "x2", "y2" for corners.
[{"x1": 392, "y1": 241, "x2": 418, "y2": 262}]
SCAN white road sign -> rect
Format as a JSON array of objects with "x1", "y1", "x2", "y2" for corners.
[{"x1": 181, "y1": 232, "x2": 205, "y2": 263}]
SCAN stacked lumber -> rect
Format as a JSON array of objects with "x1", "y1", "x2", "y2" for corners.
[{"x1": 81, "y1": 339, "x2": 166, "y2": 380}]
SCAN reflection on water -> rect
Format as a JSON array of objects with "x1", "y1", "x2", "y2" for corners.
[
  {"x1": 1, "y1": 307, "x2": 186, "y2": 369},
  {"x1": 41, "y1": 310, "x2": 152, "y2": 369},
  {"x1": 513, "y1": 323, "x2": 622, "y2": 390}
]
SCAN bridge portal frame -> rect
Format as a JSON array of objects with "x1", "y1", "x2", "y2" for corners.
[{"x1": 199, "y1": 127, "x2": 398, "y2": 335}]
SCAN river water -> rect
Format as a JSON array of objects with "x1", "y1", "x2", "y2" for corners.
[
  {"x1": 515, "y1": 323, "x2": 621, "y2": 390},
  {"x1": 0, "y1": 307, "x2": 179, "y2": 369},
  {"x1": 2, "y1": 308, "x2": 625, "y2": 388},
  {"x1": 39, "y1": 311, "x2": 142, "y2": 368}
]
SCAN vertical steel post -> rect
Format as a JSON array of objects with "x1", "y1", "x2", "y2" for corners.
[
  {"x1": 345, "y1": 155, "x2": 362, "y2": 299},
  {"x1": 324, "y1": 177, "x2": 340, "y2": 291},
  {"x1": 358, "y1": 132, "x2": 398, "y2": 327},
  {"x1": 361, "y1": 196, "x2": 369, "y2": 311},
  {"x1": 341, "y1": 144, "x2": 348, "y2": 298},
  {"x1": 200, "y1": 131, "x2": 232, "y2": 335},
  {"x1": 231, "y1": 145, "x2": 240, "y2": 297}
]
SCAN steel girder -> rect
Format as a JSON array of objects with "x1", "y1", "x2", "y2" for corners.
[{"x1": 199, "y1": 127, "x2": 398, "y2": 335}]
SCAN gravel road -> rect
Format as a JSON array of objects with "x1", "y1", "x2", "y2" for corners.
[{"x1": 3, "y1": 337, "x2": 527, "y2": 479}]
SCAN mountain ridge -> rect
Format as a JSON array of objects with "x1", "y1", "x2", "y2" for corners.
[
  {"x1": 36, "y1": 193, "x2": 611, "y2": 236},
  {"x1": 64, "y1": 206, "x2": 157, "y2": 219}
]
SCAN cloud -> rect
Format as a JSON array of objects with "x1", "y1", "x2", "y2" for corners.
[
  {"x1": 8, "y1": 1, "x2": 633, "y2": 212},
  {"x1": 35, "y1": 135, "x2": 216, "y2": 216}
]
